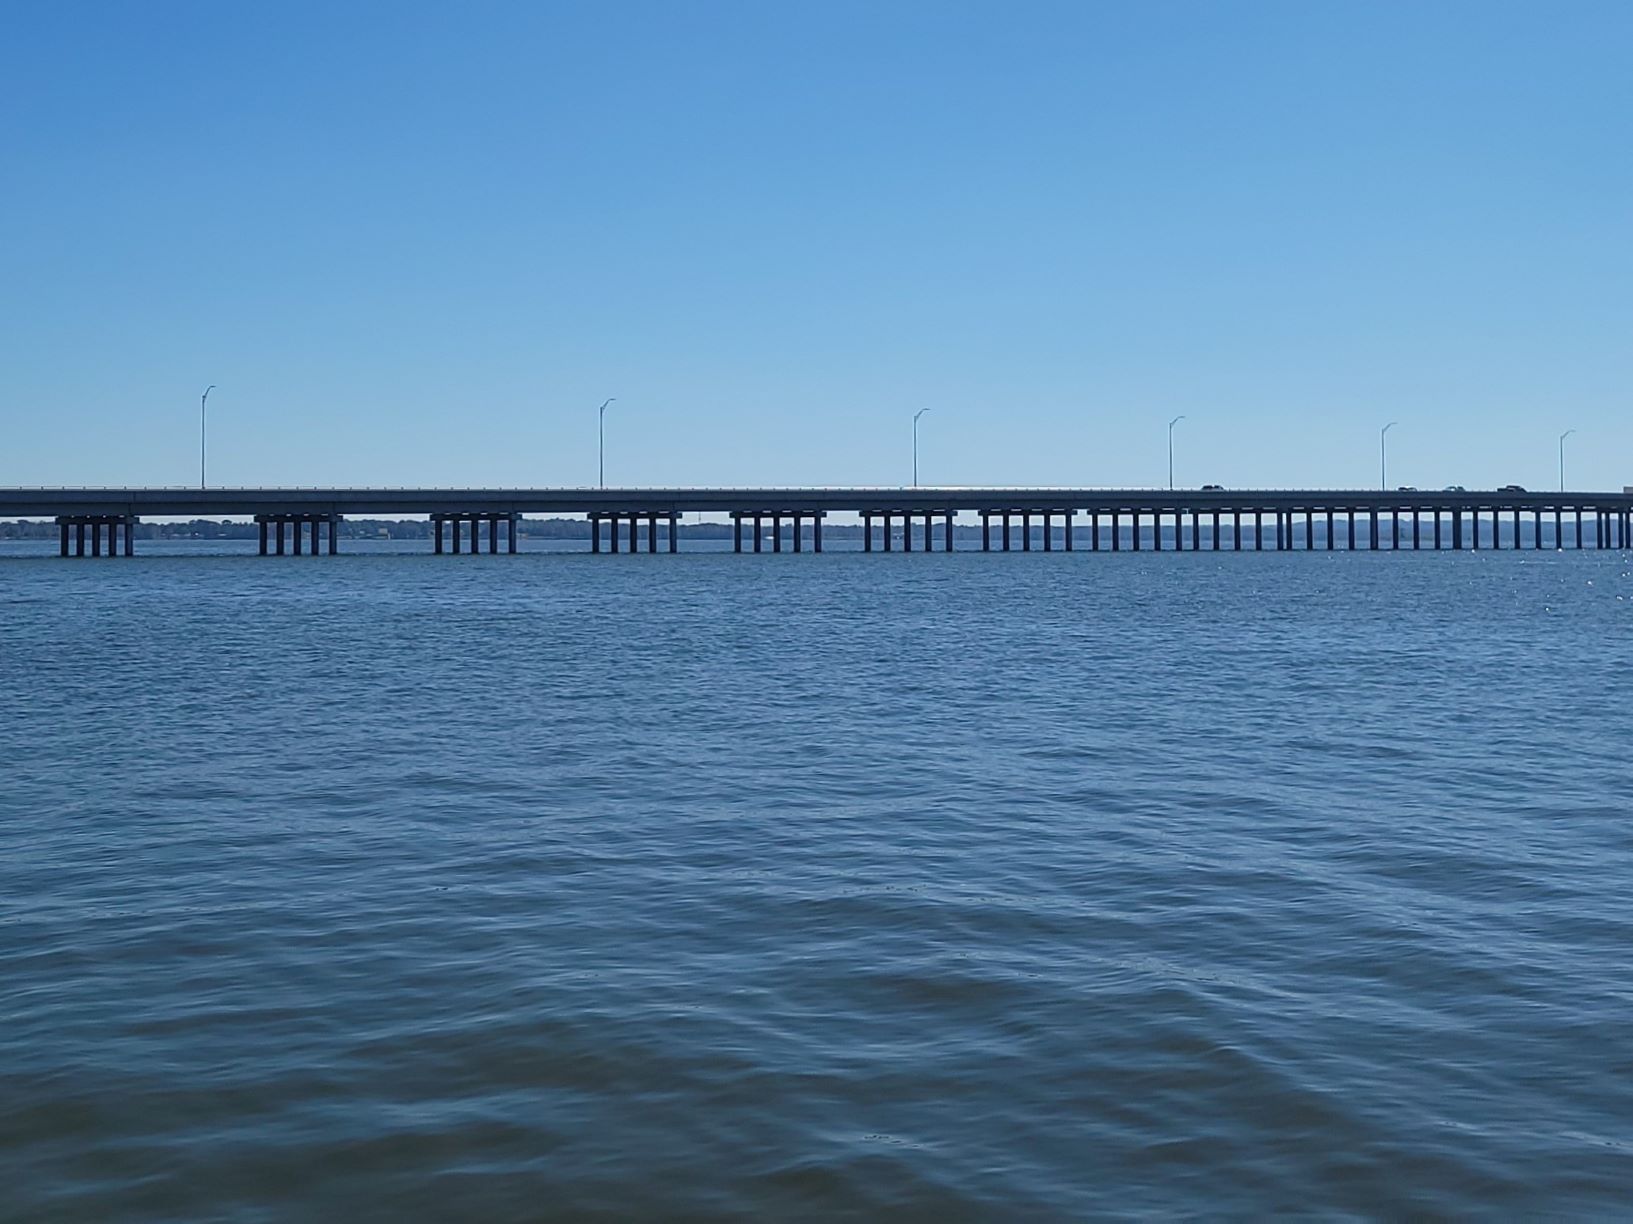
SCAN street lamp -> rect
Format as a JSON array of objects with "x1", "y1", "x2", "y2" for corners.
[
  {"x1": 597, "y1": 397, "x2": 616, "y2": 489},
  {"x1": 1559, "y1": 429, "x2": 1575, "y2": 493},
  {"x1": 913, "y1": 408, "x2": 930, "y2": 487},
  {"x1": 200, "y1": 385, "x2": 216, "y2": 489},
  {"x1": 1380, "y1": 421, "x2": 1397, "y2": 491},
  {"x1": 1167, "y1": 415, "x2": 1185, "y2": 490}
]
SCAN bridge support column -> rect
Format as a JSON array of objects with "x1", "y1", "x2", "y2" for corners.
[
  {"x1": 753, "y1": 514, "x2": 763, "y2": 553},
  {"x1": 901, "y1": 512, "x2": 910, "y2": 552},
  {"x1": 56, "y1": 515, "x2": 136, "y2": 558},
  {"x1": 1042, "y1": 511, "x2": 1052, "y2": 551},
  {"x1": 1002, "y1": 513, "x2": 1011, "y2": 552},
  {"x1": 1111, "y1": 512, "x2": 1120, "y2": 551},
  {"x1": 945, "y1": 512, "x2": 954, "y2": 552},
  {"x1": 1022, "y1": 512, "x2": 1032, "y2": 551},
  {"x1": 1305, "y1": 513, "x2": 1314, "y2": 551},
  {"x1": 1093, "y1": 512, "x2": 1101, "y2": 551},
  {"x1": 1369, "y1": 510, "x2": 1379, "y2": 551},
  {"x1": 814, "y1": 513, "x2": 824, "y2": 553},
  {"x1": 980, "y1": 513, "x2": 989, "y2": 551},
  {"x1": 1154, "y1": 512, "x2": 1163, "y2": 551},
  {"x1": 863, "y1": 513, "x2": 873, "y2": 552},
  {"x1": 793, "y1": 514, "x2": 803, "y2": 553},
  {"x1": 1064, "y1": 513, "x2": 1072, "y2": 552},
  {"x1": 1326, "y1": 510, "x2": 1335, "y2": 551},
  {"x1": 733, "y1": 514, "x2": 742, "y2": 553},
  {"x1": 1192, "y1": 512, "x2": 1201, "y2": 551},
  {"x1": 883, "y1": 512, "x2": 893, "y2": 552},
  {"x1": 647, "y1": 515, "x2": 657, "y2": 554},
  {"x1": 1132, "y1": 513, "x2": 1141, "y2": 551},
  {"x1": 1233, "y1": 512, "x2": 1241, "y2": 551},
  {"x1": 923, "y1": 511, "x2": 932, "y2": 552}
]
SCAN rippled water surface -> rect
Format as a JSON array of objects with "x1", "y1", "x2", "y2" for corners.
[{"x1": 4, "y1": 543, "x2": 1632, "y2": 1219}]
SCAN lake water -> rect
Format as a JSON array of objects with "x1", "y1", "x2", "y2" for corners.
[{"x1": 3, "y1": 542, "x2": 1631, "y2": 1218}]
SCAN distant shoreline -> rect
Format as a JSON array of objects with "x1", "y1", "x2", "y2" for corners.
[{"x1": 0, "y1": 517, "x2": 965, "y2": 542}]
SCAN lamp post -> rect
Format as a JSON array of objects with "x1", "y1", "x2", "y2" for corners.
[
  {"x1": 1167, "y1": 415, "x2": 1185, "y2": 490},
  {"x1": 597, "y1": 397, "x2": 615, "y2": 489},
  {"x1": 1559, "y1": 429, "x2": 1574, "y2": 493},
  {"x1": 913, "y1": 408, "x2": 930, "y2": 487},
  {"x1": 200, "y1": 385, "x2": 216, "y2": 489},
  {"x1": 1380, "y1": 421, "x2": 1397, "y2": 491}
]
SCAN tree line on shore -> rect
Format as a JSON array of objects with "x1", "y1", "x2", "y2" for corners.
[{"x1": 0, "y1": 517, "x2": 932, "y2": 541}]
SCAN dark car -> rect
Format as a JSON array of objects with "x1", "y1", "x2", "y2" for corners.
[
  {"x1": 1201, "y1": 484, "x2": 1225, "y2": 491},
  {"x1": 1498, "y1": 484, "x2": 1526, "y2": 493},
  {"x1": 1397, "y1": 485, "x2": 1417, "y2": 492}
]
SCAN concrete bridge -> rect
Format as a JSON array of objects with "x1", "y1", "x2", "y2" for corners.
[{"x1": 4, "y1": 486, "x2": 1631, "y2": 556}]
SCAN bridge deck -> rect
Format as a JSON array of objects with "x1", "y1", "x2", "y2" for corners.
[{"x1": 3, "y1": 486, "x2": 1630, "y2": 518}]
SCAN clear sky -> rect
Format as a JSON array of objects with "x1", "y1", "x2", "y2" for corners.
[{"x1": 4, "y1": 1, "x2": 1630, "y2": 492}]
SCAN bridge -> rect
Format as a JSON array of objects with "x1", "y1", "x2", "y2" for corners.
[{"x1": 4, "y1": 486, "x2": 1631, "y2": 556}]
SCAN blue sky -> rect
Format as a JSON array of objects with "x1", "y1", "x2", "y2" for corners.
[{"x1": 4, "y1": 1, "x2": 1630, "y2": 491}]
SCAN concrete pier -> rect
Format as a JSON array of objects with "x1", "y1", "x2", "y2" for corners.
[
  {"x1": 255, "y1": 513, "x2": 340, "y2": 556},
  {"x1": 55, "y1": 515, "x2": 135, "y2": 558},
  {"x1": 430, "y1": 512, "x2": 518, "y2": 556}
]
